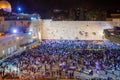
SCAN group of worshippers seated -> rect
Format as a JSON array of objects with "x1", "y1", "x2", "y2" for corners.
[{"x1": 0, "y1": 40, "x2": 120, "y2": 80}]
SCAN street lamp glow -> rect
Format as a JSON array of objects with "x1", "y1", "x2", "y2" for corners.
[
  {"x1": 28, "y1": 32, "x2": 32, "y2": 35},
  {"x1": 32, "y1": 36, "x2": 36, "y2": 39},
  {"x1": 30, "y1": 17, "x2": 37, "y2": 20},
  {"x1": 17, "y1": 6, "x2": 22, "y2": 13},
  {"x1": 16, "y1": 37, "x2": 20, "y2": 40},
  {"x1": 18, "y1": 7, "x2": 21, "y2": 11},
  {"x1": 13, "y1": 29, "x2": 17, "y2": 33}
]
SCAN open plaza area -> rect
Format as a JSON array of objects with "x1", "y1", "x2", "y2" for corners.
[{"x1": 0, "y1": 40, "x2": 120, "y2": 80}]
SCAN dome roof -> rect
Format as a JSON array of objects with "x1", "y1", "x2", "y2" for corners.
[{"x1": 0, "y1": 0, "x2": 12, "y2": 12}]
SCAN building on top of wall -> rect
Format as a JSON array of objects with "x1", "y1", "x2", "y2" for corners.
[
  {"x1": 106, "y1": 9, "x2": 120, "y2": 21},
  {"x1": 0, "y1": 16, "x2": 4, "y2": 25},
  {"x1": 0, "y1": 0, "x2": 12, "y2": 12},
  {"x1": 0, "y1": 29, "x2": 40, "y2": 59},
  {"x1": 0, "y1": 0, "x2": 41, "y2": 59},
  {"x1": 106, "y1": 9, "x2": 120, "y2": 27},
  {"x1": 0, "y1": 0, "x2": 41, "y2": 20},
  {"x1": 0, "y1": 34, "x2": 18, "y2": 58}
]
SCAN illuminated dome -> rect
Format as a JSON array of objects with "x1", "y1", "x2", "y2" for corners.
[{"x1": 0, "y1": 0, "x2": 12, "y2": 12}]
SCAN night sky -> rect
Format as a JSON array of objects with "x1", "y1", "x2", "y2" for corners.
[{"x1": 7, "y1": 0, "x2": 120, "y2": 13}]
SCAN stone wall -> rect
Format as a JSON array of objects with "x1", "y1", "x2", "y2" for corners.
[
  {"x1": 0, "y1": 35, "x2": 18, "y2": 58},
  {"x1": 41, "y1": 20, "x2": 113, "y2": 40},
  {"x1": 0, "y1": 20, "x2": 41, "y2": 40},
  {"x1": 0, "y1": 20, "x2": 114, "y2": 40},
  {"x1": 3, "y1": 20, "x2": 31, "y2": 31}
]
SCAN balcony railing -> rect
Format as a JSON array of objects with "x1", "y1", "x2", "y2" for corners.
[{"x1": 104, "y1": 29, "x2": 120, "y2": 44}]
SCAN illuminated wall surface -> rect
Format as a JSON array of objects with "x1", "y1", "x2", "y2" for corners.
[
  {"x1": 1, "y1": 20, "x2": 114, "y2": 40},
  {"x1": 3, "y1": 21, "x2": 31, "y2": 31},
  {"x1": 1, "y1": 20, "x2": 41, "y2": 40},
  {"x1": 42, "y1": 21, "x2": 113, "y2": 40}
]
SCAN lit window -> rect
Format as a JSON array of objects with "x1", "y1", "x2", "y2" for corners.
[
  {"x1": 14, "y1": 46, "x2": 16, "y2": 50},
  {"x1": 11, "y1": 47, "x2": 14, "y2": 53},
  {"x1": 2, "y1": 50, "x2": 4, "y2": 55},
  {"x1": 7, "y1": 48, "x2": 11, "y2": 54}
]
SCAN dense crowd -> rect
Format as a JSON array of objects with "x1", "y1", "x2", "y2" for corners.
[{"x1": 0, "y1": 40, "x2": 120, "y2": 80}]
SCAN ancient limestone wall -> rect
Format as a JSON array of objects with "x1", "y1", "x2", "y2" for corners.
[
  {"x1": 41, "y1": 20, "x2": 113, "y2": 40},
  {"x1": 3, "y1": 20, "x2": 31, "y2": 31},
  {"x1": 0, "y1": 20, "x2": 114, "y2": 40},
  {"x1": 0, "y1": 20, "x2": 42, "y2": 40}
]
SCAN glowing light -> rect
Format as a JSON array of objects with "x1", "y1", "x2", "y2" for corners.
[
  {"x1": 2, "y1": 50, "x2": 4, "y2": 55},
  {"x1": 30, "y1": 17, "x2": 37, "y2": 20},
  {"x1": 13, "y1": 29, "x2": 17, "y2": 33},
  {"x1": 16, "y1": 37, "x2": 20, "y2": 40},
  {"x1": 0, "y1": 33, "x2": 2, "y2": 36},
  {"x1": 28, "y1": 32, "x2": 32, "y2": 35},
  {"x1": 13, "y1": 67, "x2": 17, "y2": 71},
  {"x1": 38, "y1": 32, "x2": 41, "y2": 40},
  {"x1": 18, "y1": 7, "x2": 21, "y2": 11},
  {"x1": 32, "y1": 36, "x2": 36, "y2": 39},
  {"x1": 17, "y1": 6, "x2": 22, "y2": 13},
  {"x1": 24, "y1": 47, "x2": 26, "y2": 49}
]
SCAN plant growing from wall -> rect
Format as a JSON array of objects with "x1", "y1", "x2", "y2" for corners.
[
  {"x1": 85, "y1": 32, "x2": 88, "y2": 36},
  {"x1": 79, "y1": 31, "x2": 83, "y2": 35},
  {"x1": 75, "y1": 37, "x2": 79, "y2": 40},
  {"x1": 92, "y1": 32, "x2": 96, "y2": 35}
]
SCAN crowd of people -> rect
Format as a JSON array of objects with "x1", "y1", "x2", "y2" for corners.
[{"x1": 0, "y1": 40, "x2": 120, "y2": 80}]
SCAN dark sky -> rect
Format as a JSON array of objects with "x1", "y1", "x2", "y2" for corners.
[{"x1": 7, "y1": 0, "x2": 120, "y2": 13}]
